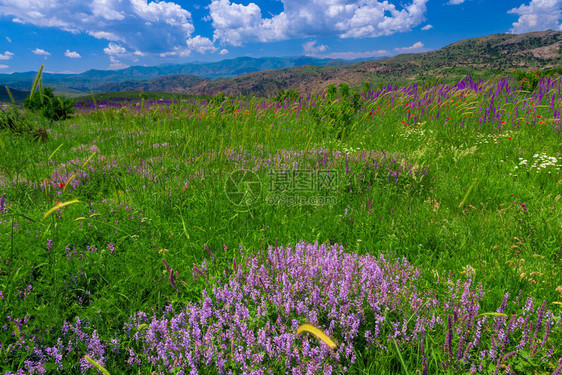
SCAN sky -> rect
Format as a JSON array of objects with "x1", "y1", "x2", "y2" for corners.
[{"x1": 0, "y1": 0, "x2": 561, "y2": 74}]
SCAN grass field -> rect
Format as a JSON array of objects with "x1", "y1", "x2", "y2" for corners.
[{"x1": 0, "y1": 76, "x2": 561, "y2": 374}]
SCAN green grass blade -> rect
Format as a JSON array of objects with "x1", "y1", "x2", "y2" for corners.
[
  {"x1": 90, "y1": 90, "x2": 98, "y2": 110},
  {"x1": 459, "y1": 178, "x2": 478, "y2": 209},
  {"x1": 29, "y1": 64, "x2": 44, "y2": 100},
  {"x1": 393, "y1": 337, "x2": 410, "y2": 375},
  {"x1": 5, "y1": 86, "x2": 15, "y2": 105},
  {"x1": 83, "y1": 355, "x2": 111, "y2": 375},
  {"x1": 48, "y1": 143, "x2": 64, "y2": 161}
]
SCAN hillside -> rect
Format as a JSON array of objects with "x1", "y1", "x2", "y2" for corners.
[
  {"x1": 182, "y1": 30, "x2": 562, "y2": 97},
  {"x1": 1, "y1": 30, "x2": 560, "y2": 99},
  {"x1": 0, "y1": 56, "x2": 351, "y2": 94},
  {"x1": 0, "y1": 87, "x2": 30, "y2": 105}
]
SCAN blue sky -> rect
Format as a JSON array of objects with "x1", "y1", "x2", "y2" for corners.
[{"x1": 0, "y1": 0, "x2": 560, "y2": 74}]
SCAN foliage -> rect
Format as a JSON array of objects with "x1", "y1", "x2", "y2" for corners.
[
  {"x1": 511, "y1": 67, "x2": 562, "y2": 92},
  {"x1": 311, "y1": 82, "x2": 364, "y2": 140},
  {"x1": 24, "y1": 87, "x2": 75, "y2": 121},
  {"x1": 274, "y1": 88, "x2": 300, "y2": 102},
  {"x1": 0, "y1": 106, "x2": 32, "y2": 134},
  {"x1": 209, "y1": 91, "x2": 226, "y2": 105},
  {"x1": 0, "y1": 74, "x2": 561, "y2": 374}
]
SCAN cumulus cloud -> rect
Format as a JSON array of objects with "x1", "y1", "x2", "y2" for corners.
[
  {"x1": 219, "y1": 48, "x2": 229, "y2": 55},
  {"x1": 508, "y1": 0, "x2": 562, "y2": 33},
  {"x1": 104, "y1": 42, "x2": 127, "y2": 55},
  {"x1": 209, "y1": 0, "x2": 287, "y2": 46},
  {"x1": 421, "y1": 24, "x2": 433, "y2": 30},
  {"x1": 186, "y1": 35, "x2": 218, "y2": 53},
  {"x1": 324, "y1": 49, "x2": 389, "y2": 60},
  {"x1": 0, "y1": 64, "x2": 8, "y2": 69},
  {"x1": 447, "y1": 0, "x2": 465, "y2": 4},
  {"x1": 65, "y1": 49, "x2": 81, "y2": 58},
  {"x1": 88, "y1": 31, "x2": 123, "y2": 42},
  {"x1": 210, "y1": 0, "x2": 428, "y2": 46},
  {"x1": 0, "y1": 0, "x2": 216, "y2": 56},
  {"x1": 32, "y1": 48, "x2": 50, "y2": 56},
  {"x1": 0, "y1": 51, "x2": 14, "y2": 60},
  {"x1": 303, "y1": 40, "x2": 328, "y2": 55},
  {"x1": 109, "y1": 56, "x2": 129, "y2": 69},
  {"x1": 394, "y1": 41, "x2": 424, "y2": 53},
  {"x1": 6, "y1": 37, "x2": 11, "y2": 42}
]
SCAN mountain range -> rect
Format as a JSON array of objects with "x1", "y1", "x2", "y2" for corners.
[
  {"x1": 1, "y1": 30, "x2": 560, "y2": 101},
  {"x1": 0, "y1": 56, "x2": 354, "y2": 96}
]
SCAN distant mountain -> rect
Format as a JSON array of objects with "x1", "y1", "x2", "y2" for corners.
[
  {"x1": 1, "y1": 30, "x2": 560, "y2": 100},
  {"x1": 104, "y1": 74, "x2": 205, "y2": 92},
  {"x1": 0, "y1": 56, "x2": 353, "y2": 94},
  {"x1": 0, "y1": 87, "x2": 30, "y2": 105},
  {"x1": 181, "y1": 30, "x2": 562, "y2": 97}
]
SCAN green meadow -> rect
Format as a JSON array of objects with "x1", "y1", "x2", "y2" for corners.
[{"x1": 0, "y1": 75, "x2": 560, "y2": 374}]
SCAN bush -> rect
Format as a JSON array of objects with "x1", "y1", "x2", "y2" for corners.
[
  {"x1": 311, "y1": 83, "x2": 364, "y2": 140},
  {"x1": 274, "y1": 88, "x2": 300, "y2": 102},
  {"x1": 24, "y1": 87, "x2": 75, "y2": 121},
  {"x1": 511, "y1": 67, "x2": 561, "y2": 93}
]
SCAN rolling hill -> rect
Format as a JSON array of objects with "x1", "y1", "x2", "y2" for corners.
[
  {"x1": 96, "y1": 30, "x2": 562, "y2": 98},
  {"x1": 1, "y1": 30, "x2": 560, "y2": 100},
  {"x1": 0, "y1": 56, "x2": 353, "y2": 94}
]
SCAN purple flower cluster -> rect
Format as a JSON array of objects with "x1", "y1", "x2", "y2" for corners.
[
  {"x1": 0, "y1": 192, "x2": 6, "y2": 213},
  {"x1": 2, "y1": 241, "x2": 560, "y2": 374},
  {"x1": 120, "y1": 241, "x2": 560, "y2": 374}
]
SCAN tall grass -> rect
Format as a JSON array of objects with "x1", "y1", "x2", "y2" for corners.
[{"x1": 0, "y1": 75, "x2": 560, "y2": 374}]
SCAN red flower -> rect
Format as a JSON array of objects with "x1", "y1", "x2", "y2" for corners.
[
  {"x1": 56, "y1": 202, "x2": 61, "y2": 205},
  {"x1": 59, "y1": 182, "x2": 65, "y2": 189},
  {"x1": 500, "y1": 121, "x2": 506, "y2": 125},
  {"x1": 508, "y1": 136, "x2": 513, "y2": 140},
  {"x1": 536, "y1": 115, "x2": 541, "y2": 119}
]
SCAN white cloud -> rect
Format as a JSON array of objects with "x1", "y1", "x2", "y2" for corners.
[
  {"x1": 133, "y1": 50, "x2": 145, "y2": 56},
  {"x1": 324, "y1": 49, "x2": 389, "y2": 60},
  {"x1": 303, "y1": 40, "x2": 328, "y2": 55},
  {"x1": 219, "y1": 48, "x2": 229, "y2": 55},
  {"x1": 109, "y1": 55, "x2": 129, "y2": 69},
  {"x1": 0, "y1": 51, "x2": 14, "y2": 60},
  {"x1": 508, "y1": 0, "x2": 562, "y2": 33},
  {"x1": 186, "y1": 35, "x2": 218, "y2": 53},
  {"x1": 0, "y1": 0, "x2": 207, "y2": 56},
  {"x1": 448, "y1": 0, "x2": 465, "y2": 4},
  {"x1": 421, "y1": 24, "x2": 433, "y2": 30},
  {"x1": 209, "y1": 0, "x2": 286, "y2": 46},
  {"x1": 394, "y1": 41, "x2": 425, "y2": 53},
  {"x1": 209, "y1": 0, "x2": 428, "y2": 45},
  {"x1": 32, "y1": 48, "x2": 50, "y2": 56},
  {"x1": 88, "y1": 31, "x2": 123, "y2": 42},
  {"x1": 65, "y1": 49, "x2": 81, "y2": 58},
  {"x1": 0, "y1": 64, "x2": 8, "y2": 69},
  {"x1": 6, "y1": 37, "x2": 11, "y2": 42},
  {"x1": 104, "y1": 42, "x2": 126, "y2": 55}
]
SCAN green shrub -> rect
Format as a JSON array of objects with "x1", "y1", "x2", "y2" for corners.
[
  {"x1": 274, "y1": 88, "x2": 299, "y2": 102},
  {"x1": 310, "y1": 83, "x2": 364, "y2": 140},
  {"x1": 24, "y1": 87, "x2": 75, "y2": 121},
  {"x1": 511, "y1": 67, "x2": 561, "y2": 92}
]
